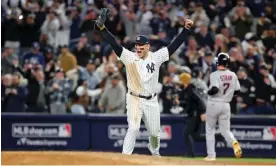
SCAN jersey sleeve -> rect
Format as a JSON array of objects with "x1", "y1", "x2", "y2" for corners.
[
  {"x1": 235, "y1": 75, "x2": 241, "y2": 91},
  {"x1": 152, "y1": 47, "x2": 169, "y2": 65},
  {"x1": 209, "y1": 73, "x2": 219, "y2": 88},
  {"x1": 118, "y1": 47, "x2": 136, "y2": 65}
]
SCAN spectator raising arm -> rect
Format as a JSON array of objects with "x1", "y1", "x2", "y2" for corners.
[{"x1": 41, "y1": 11, "x2": 61, "y2": 47}]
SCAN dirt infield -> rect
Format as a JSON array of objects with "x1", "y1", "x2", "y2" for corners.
[{"x1": 1, "y1": 151, "x2": 275, "y2": 165}]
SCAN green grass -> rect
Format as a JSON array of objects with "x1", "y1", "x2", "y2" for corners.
[
  {"x1": 171, "y1": 156, "x2": 276, "y2": 163},
  {"x1": 194, "y1": 157, "x2": 276, "y2": 163}
]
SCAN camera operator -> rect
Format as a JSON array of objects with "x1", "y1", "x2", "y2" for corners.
[{"x1": 174, "y1": 72, "x2": 206, "y2": 157}]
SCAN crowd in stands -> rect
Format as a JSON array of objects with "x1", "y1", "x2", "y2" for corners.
[{"x1": 1, "y1": 0, "x2": 276, "y2": 115}]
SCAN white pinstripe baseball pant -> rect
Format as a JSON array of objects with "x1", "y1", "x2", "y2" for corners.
[{"x1": 122, "y1": 93, "x2": 160, "y2": 155}]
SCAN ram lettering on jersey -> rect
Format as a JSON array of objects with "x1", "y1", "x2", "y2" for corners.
[
  {"x1": 108, "y1": 125, "x2": 172, "y2": 140},
  {"x1": 12, "y1": 123, "x2": 71, "y2": 138},
  {"x1": 220, "y1": 75, "x2": 232, "y2": 81}
]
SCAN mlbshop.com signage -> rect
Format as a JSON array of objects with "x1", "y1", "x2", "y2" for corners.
[
  {"x1": 12, "y1": 123, "x2": 71, "y2": 147},
  {"x1": 212, "y1": 118, "x2": 276, "y2": 158},
  {"x1": 231, "y1": 126, "x2": 276, "y2": 141},
  {"x1": 1, "y1": 113, "x2": 276, "y2": 158},
  {"x1": 1, "y1": 114, "x2": 90, "y2": 150},
  {"x1": 107, "y1": 125, "x2": 172, "y2": 148},
  {"x1": 12, "y1": 123, "x2": 72, "y2": 138},
  {"x1": 88, "y1": 114, "x2": 185, "y2": 155}
]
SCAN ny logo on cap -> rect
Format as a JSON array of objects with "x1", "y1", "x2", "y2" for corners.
[{"x1": 137, "y1": 36, "x2": 140, "y2": 40}]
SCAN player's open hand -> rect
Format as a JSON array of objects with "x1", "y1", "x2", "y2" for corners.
[{"x1": 184, "y1": 19, "x2": 193, "y2": 29}]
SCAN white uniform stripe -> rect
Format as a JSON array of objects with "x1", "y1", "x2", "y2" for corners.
[
  {"x1": 120, "y1": 47, "x2": 169, "y2": 155},
  {"x1": 122, "y1": 94, "x2": 142, "y2": 154}
]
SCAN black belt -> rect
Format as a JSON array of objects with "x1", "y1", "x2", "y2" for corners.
[{"x1": 130, "y1": 92, "x2": 157, "y2": 100}]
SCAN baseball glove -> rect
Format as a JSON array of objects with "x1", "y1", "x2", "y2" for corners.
[{"x1": 95, "y1": 8, "x2": 111, "y2": 29}]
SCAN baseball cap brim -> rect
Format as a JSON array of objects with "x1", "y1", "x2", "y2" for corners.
[{"x1": 134, "y1": 41, "x2": 148, "y2": 45}]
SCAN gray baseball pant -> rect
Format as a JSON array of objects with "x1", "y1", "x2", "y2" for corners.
[{"x1": 205, "y1": 100, "x2": 237, "y2": 158}]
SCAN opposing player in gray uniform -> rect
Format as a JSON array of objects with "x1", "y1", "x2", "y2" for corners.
[{"x1": 204, "y1": 53, "x2": 242, "y2": 161}]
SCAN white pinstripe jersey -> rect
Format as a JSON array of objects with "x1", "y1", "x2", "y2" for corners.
[
  {"x1": 119, "y1": 47, "x2": 169, "y2": 95},
  {"x1": 208, "y1": 70, "x2": 241, "y2": 103}
]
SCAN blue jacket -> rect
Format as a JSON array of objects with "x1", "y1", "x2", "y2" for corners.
[{"x1": 23, "y1": 52, "x2": 45, "y2": 67}]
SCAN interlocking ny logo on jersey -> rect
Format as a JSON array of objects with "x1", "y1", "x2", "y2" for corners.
[{"x1": 146, "y1": 62, "x2": 155, "y2": 73}]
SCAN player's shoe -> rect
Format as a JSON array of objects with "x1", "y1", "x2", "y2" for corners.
[
  {"x1": 203, "y1": 156, "x2": 216, "y2": 161},
  {"x1": 152, "y1": 153, "x2": 162, "y2": 157},
  {"x1": 148, "y1": 144, "x2": 161, "y2": 157},
  {"x1": 232, "y1": 141, "x2": 242, "y2": 158}
]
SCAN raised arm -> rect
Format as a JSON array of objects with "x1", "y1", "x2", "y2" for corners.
[
  {"x1": 95, "y1": 8, "x2": 123, "y2": 56},
  {"x1": 167, "y1": 19, "x2": 193, "y2": 56},
  {"x1": 100, "y1": 28, "x2": 123, "y2": 56}
]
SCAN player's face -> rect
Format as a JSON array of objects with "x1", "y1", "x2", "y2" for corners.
[{"x1": 135, "y1": 44, "x2": 150, "y2": 59}]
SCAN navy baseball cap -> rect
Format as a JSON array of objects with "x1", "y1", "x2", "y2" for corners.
[
  {"x1": 134, "y1": 35, "x2": 150, "y2": 45},
  {"x1": 32, "y1": 42, "x2": 40, "y2": 49}
]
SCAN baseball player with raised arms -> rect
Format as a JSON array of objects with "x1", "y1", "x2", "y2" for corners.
[
  {"x1": 204, "y1": 53, "x2": 242, "y2": 161},
  {"x1": 95, "y1": 8, "x2": 193, "y2": 156}
]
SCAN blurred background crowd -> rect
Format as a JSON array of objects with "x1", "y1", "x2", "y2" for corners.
[{"x1": 1, "y1": 0, "x2": 276, "y2": 115}]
